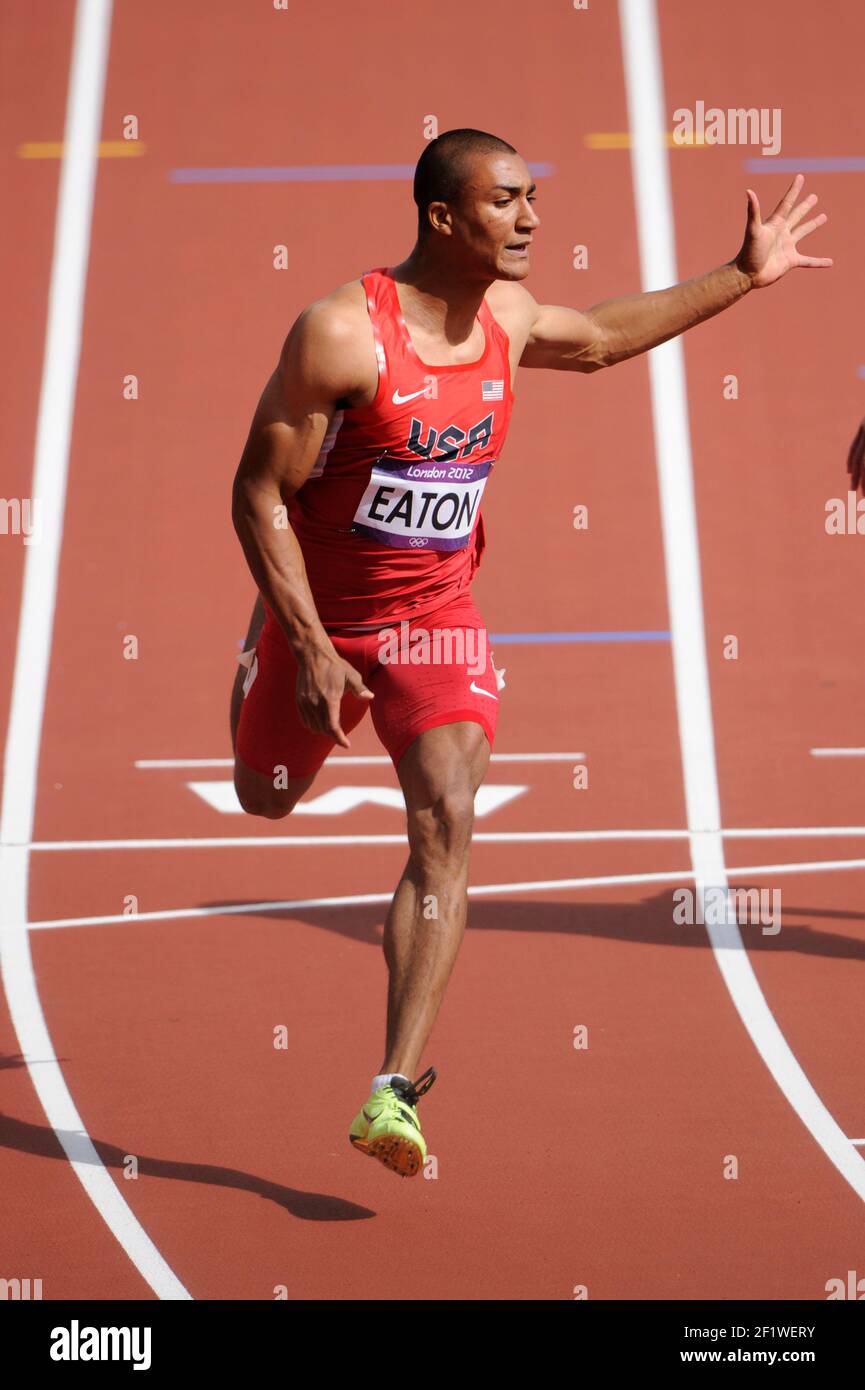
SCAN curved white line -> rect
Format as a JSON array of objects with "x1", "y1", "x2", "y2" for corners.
[
  {"x1": 0, "y1": 0, "x2": 191, "y2": 1299},
  {"x1": 619, "y1": 0, "x2": 865, "y2": 1201}
]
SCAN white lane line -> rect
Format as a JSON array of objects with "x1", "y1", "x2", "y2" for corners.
[
  {"x1": 14, "y1": 854, "x2": 865, "y2": 932},
  {"x1": 29, "y1": 829, "x2": 692, "y2": 850},
  {"x1": 15, "y1": 869, "x2": 707, "y2": 930},
  {"x1": 720, "y1": 828, "x2": 865, "y2": 838},
  {"x1": 619, "y1": 0, "x2": 865, "y2": 1194},
  {"x1": 23, "y1": 825, "x2": 865, "y2": 852},
  {"x1": 0, "y1": 0, "x2": 191, "y2": 1300},
  {"x1": 137, "y1": 748, "x2": 864, "y2": 767},
  {"x1": 135, "y1": 752, "x2": 586, "y2": 768},
  {"x1": 721, "y1": 857, "x2": 865, "y2": 877}
]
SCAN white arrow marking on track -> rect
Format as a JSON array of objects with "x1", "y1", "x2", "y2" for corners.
[{"x1": 187, "y1": 781, "x2": 527, "y2": 817}]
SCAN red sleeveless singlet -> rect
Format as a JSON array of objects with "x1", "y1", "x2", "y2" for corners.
[{"x1": 286, "y1": 265, "x2": 515, "y2": 631}]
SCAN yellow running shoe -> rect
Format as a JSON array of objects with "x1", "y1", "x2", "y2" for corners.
[{"x1": 349, "y1": 1068, "x2": 437, "y2": 1178}]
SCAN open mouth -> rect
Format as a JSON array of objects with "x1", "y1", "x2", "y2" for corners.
[{"x1": 506, "y1": 244, "x2": 530, "y2": 255}]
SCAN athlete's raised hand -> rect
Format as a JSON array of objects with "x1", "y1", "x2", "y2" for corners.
[
  {"x1": 735, "y1": 174, "x2": 833, "y2": 289},
  {"x1": 295, "y1": 647, "x2": 374, "y2": 748},
  {"x1": 847, "y1": 416, "x2": 865, "y2": 499}
]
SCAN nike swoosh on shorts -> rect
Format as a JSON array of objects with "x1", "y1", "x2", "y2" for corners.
[{"x1": 470, "y1": 681, "x2": 498, "y2": 701}]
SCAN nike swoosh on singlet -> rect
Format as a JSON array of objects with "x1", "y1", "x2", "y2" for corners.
[
  {"x1": 470, "y1": 681, "x2": 498, "y2": 701},
  {"x1": 392, "y1": 386, "x2": 429, "y2": 404}
]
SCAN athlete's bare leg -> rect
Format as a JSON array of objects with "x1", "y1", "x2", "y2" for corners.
[
  {"x1": 231, "y1": 594, "x2": 318, "y2": 818},
  {"x1": 378, "y1": 720, "x2": 490, "y2": 1079}
]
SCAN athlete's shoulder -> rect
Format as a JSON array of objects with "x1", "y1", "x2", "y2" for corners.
[
  {"x1": 484, "y1": 279, "x2": 539, "y2": 319},
  {"x1": 483, "y1": 280, "x2": 540, "y2": 342},
  {"x1": 280, "y1": 277, "x2": 376, "y2": 398},
  {"x1": 291, "y1": 277, "x2": 370, "y2": 346}
]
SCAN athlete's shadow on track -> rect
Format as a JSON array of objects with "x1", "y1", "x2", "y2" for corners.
[
  {"x1": 0, "y1": 1103, "x2": 375, "y2": 1222},
  {"x1": 208, "y1": 892, "x2": 865, "y2": 961}
]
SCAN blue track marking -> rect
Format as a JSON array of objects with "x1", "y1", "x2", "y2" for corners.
[{"x1": 487, "y1": 630, "x2": 671, "y2": 644}]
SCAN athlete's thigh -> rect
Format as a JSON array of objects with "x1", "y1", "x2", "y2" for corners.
[
  {"x1": 395, "y1": 721, "x2": 491, "y2": 816},
  {"x1": 235, "y1": 613, "x2": 371, "y2": 784},
  {"x1": 368, "y1": 596, "x2": 502, "y2": 781}
]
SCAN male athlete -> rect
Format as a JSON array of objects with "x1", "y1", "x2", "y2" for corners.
[{"x1": 230, "y1": 129, "x2": 831, "y2": 1178}]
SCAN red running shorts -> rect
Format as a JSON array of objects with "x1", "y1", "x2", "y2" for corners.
[{"x1": 235, "y1": 592, "x2": 504, "y2": 778}]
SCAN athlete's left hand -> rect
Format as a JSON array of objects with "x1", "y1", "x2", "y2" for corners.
[
  {"x1": 847, "y1": 416, "x2": 865, "y2": 498},
  {"x1": 735, "y1": 174, "x2": 833, "y2": 289}
]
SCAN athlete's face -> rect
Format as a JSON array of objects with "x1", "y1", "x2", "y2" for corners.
[{"x1": 450, "y1": 153, "x2": 540, "y2": 280}]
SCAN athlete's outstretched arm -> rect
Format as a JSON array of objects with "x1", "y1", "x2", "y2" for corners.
[
  {"x1": 231, "y1": 301, "x2": 376, "y2": 745},
  {"x1": 520, "y1": 174, "x2": 832, "y2": 372}
]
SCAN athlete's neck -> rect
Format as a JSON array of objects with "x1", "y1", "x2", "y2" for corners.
[{"x1": 388, "y1": 246, "x2": 492, "y2": 346}]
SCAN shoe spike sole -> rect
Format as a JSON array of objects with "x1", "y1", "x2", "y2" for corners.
[
  {"x1": 369, "y1": 1134, "x2": 422, "y2": 1177},
  {"x1": 351, "y1": 1133, "x2": 422, "y2": 1178}
]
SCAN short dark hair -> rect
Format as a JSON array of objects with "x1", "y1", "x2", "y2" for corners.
[{"x1": 413, "y1": 128, "x2": 518, "y2": 237}]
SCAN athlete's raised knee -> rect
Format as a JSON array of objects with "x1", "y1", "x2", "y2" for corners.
[
  {"x1": 234, "y1": 782, "x2": 293, "y2": 819},
  {"x1": 237, "y1": 792, "x2": 293, "y2": 820},
  {"x1": 233, "y1": 760, "x2": 315, "y2": 819}
]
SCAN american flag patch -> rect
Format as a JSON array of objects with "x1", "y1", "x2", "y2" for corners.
[{"x1": 482, "y1": 379, "x2": 504, "y2": 401}]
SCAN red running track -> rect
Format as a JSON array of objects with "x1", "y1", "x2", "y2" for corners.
[{"x1": 1, "y1": 0, "x2": 864, "y2": 1300}]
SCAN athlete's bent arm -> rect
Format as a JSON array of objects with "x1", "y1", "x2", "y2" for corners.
[
  {"x1": 231, "y1": 303, "x2": 375, "y2": 745},
  {"x1": 519, "y1": 174, "x2": 832, "y2": 373}
]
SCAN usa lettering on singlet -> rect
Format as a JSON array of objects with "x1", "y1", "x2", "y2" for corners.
[{"x1": 286, "y1": 266, "x2": 515, "y2": 628}]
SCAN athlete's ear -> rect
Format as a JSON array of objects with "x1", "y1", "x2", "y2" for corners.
[{"x1": 427, "y1": 202, "x2": 453, "y2": 236}]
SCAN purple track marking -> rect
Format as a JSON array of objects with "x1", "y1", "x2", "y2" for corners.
[
  {"x1": 169, "y1": 161, "x2": 555, "y2": 184},
  {"x1": 744, "y1": 157, "x2": 865, "y2": 174}
]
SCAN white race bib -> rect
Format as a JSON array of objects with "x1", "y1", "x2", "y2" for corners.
[{"x1": 351, "y1": 454, "x2": 493, "y2": 551}]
